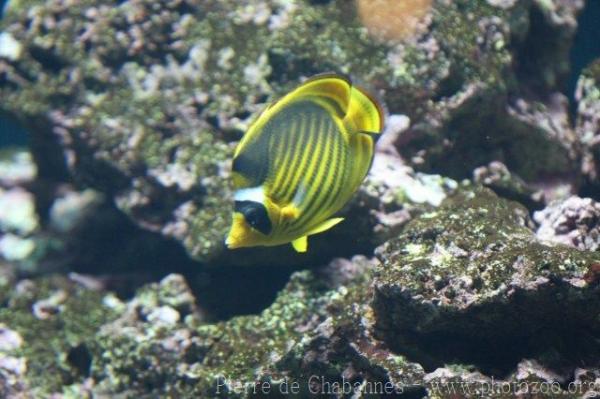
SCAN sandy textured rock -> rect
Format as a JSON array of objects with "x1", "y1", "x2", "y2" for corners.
[
  {"x1": 0, "y1": 0, "x2": 598, "y2": 397},
  {"x1": 395, "y1": 0, "x2": 583, "y2": 184},
  {"x1": 0, "y1": 275, "x2": 117, "y2": 396},
  {"x1": 1, "y1": 223, "x2": 598, "y2": 397},
  {"x1": 423, "y1": 360, "x2": 597, "y2": 399}
]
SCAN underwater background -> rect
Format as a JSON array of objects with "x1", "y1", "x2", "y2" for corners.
[{"x1": 1, "y1": 0, "x2": 600, "y2": 397}]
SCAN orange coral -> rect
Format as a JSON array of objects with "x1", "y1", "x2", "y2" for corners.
[{"x1": 356, "y1": 0, "x2": 433, "y2": 42}]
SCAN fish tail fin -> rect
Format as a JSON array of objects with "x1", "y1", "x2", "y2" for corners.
[
  {"x1": 338, "y1": 85, "x2": 384, "y2": 194},
  {"x1": 343, "y1": 85, "x2": 385, "y2": 135}
]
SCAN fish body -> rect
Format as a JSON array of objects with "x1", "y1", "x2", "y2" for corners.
[{"x1": 225, "y1": 74, "x2": 384, "y2": 252}]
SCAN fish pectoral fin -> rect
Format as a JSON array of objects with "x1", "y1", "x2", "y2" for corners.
[
  {"x1": 280, "y1": 204, "x2": 300, "y2": 221},
  {"x1": 291, "y1": 236, "x2": 308, "y2": 253},
  {"x1": 306, "y1": 217, "x2": 345, "y2": 236}
]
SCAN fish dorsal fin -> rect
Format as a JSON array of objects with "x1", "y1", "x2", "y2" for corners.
[
  {"x1": 306, "y1": 217, "x2": 345, "y2": 236},
  {"x1": 291, "y1": 74, "x2": 384, "y2": 135},
  {"x1": 288, "y1": 73, "x2": 352, "y2": 120},
  {"x1": 343, "y1": 85, "x2": 384, "y2": 135},
  {"x1": 235, "y1": 74, "x2": 352, "y2": 158},
  {"x1": 291, "y1": 236, "x2": 308, "y2": 252}
]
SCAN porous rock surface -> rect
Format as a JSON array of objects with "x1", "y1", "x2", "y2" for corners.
[
  {"x1": 373, "y1": 186, "x2": 600, "y2": 374},
  {"x1": 535, "y1": 196, "x2": 600, "y2": 251},
  {"x1": 1, "y1": 186, "x2": 599, "y2": 397}
]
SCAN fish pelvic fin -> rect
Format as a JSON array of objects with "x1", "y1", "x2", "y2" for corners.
[
  {"x1": 290, "y1": 218, "x2": 344, "y2": 252},
  {"x1": 306, "y1": 217, "x2": 345, "y2": 236},
  {"x1": 291, "y1": 236, "x2": 308, "y2": 252}
]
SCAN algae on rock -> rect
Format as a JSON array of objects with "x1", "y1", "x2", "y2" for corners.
[
  {"x1": 0, "y1": 276, "x2": 118, "y2": 396},
  {"x1": 373, "y1": 185, "x2": 600, "y2": 372},
  {"x1": 92, "y1": 260, "x2": 425, "y2": 398}
]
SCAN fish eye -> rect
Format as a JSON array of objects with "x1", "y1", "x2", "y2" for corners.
[
  {"x1": 245, "y1": 208, "x2": 259, "y2": 227},
  {"x1": 234, "y1": 200, "x2": 272, "y2": 235}
]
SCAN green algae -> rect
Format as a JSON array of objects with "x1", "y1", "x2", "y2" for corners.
[
  {"x1": 0, "y1": 277, "x2": 118, "y2": 395},
  {"x1": 93, "y1": 270, "x2": 335, "y2": 397},
  {"x1": 377, "y1": 185, "x2": 597, "y2": 297},
  {"x1": 88, "y1": 260, "x2": 424, "y2": 398},
  {"x1": 372, "y1": 185, "x2": 600, "y2": 369}
]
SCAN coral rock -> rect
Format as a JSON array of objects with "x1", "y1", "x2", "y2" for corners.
[
  {"x1": 534, "y1": 196, "x2": 600, "y2": 251},
  {"x1": 373, "y1": 186, "x2": 600, "y2": 372}
]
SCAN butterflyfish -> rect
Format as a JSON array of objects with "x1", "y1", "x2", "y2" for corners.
[{"x1": 225, "y1": 73, "x2": 384, "y2": 252}]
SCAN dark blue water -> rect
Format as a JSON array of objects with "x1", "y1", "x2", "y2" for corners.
[
  {"x1": 0, "y1": 0, "x2": 6, "y2": 22},
  {"x1": 0, "y1": 114, "x2": 28, "y2": 147},
  {"x1": 1, "y1": 0, "x2": 27, "y2": 147},
  {"x1": 568, "y1": 0, "x2": 600, "y2": 104}
]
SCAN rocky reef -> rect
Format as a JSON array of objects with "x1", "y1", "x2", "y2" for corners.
[
  {"x1": 1, "y1": 0, "x2": 581, "y2": 262},
  {"x1": 3, "y1": 182, "x2": 599, "y2": 398},
  {"x1": 1, "y1": 0, "x2": 600, "y2": 397}
]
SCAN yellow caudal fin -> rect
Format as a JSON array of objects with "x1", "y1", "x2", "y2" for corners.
[
  {"x1": 336, "y1": 85, "x2": 383, "y2": 198},
  {"x1": 306, "y1": 217, "x2": 345, "y2": 236},
  {"x1": 291, "y1": 236, "x2": 308, "y2": 252},
  {"x1": 343, "y1": 84, "x2": 385, "y2": 135}
]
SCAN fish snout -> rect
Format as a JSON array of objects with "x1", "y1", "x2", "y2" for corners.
[
  {"x1": 224, "y1": 233, "x2": 241, "y2": 249},
  {"x1": 225, "y1": 212, "x2": 251, "y2": 249}
]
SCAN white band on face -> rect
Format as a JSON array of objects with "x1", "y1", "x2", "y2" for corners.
[{"x1": 234, "y1": 185, "x2": 265, "y2": 204}]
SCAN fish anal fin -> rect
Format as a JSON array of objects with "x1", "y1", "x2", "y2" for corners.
[
  {"x1": 306, "y1": 217, "x2": 345, "y2": 236},
  {"x1": 291, "y1": 236, "x2": 308, "y2": 253}
]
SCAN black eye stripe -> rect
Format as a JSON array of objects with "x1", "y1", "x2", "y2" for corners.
[{"x1": 234, "y1": 200, "x2": 272, "y2": 235}]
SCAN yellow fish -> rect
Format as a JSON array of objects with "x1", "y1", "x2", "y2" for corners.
[{"x1": 225, "y1": 74, "x2": 384, "y2": 252}]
